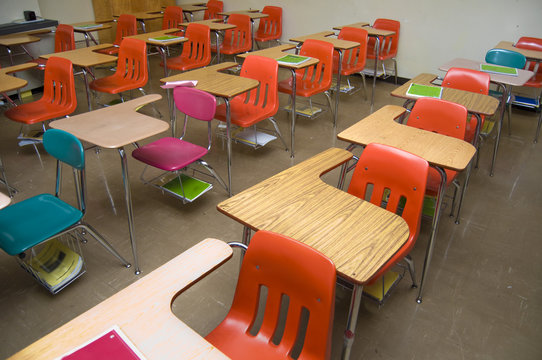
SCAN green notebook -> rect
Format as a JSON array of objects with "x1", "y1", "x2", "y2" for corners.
[
  {"x1": 162, "y1": 174, "x2": 212, "y2": 202},
  {"x1": 406, "y1": 83, "x2": 443, "y2": 99},
  {"x1": 480, "y1": 63, "x2": 518, "y2": 76},
  {"x1": 276, "y1": 54, "x2": 311, "y2": 65},
  {"x1": 74, "y1": 23, "x2": 103, "y2": 30},
  {"x1": 149, "y1": 35, "x2": 184, "y2": 42}
]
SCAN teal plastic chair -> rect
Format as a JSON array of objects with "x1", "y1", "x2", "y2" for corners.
[
  {"x1": 0, "y1": 129, "x2": 130, "y2": 272},
  {"x1": 485, "y1": 48, "x2": 527, "y2": 135}
]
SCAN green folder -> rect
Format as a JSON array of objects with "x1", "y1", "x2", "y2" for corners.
[
  {"x1": 149, "y1": 35, "x2": 184, "y2": 42},
  {"x1": 276, "y1": 54, "x2": 311, "y2": 65},
  {"x1": 406, "y1": 83, "x2": 443, "y2": 99},
  {"x1": 480, "y1": 63, "x2": 518, "y2": 76},
  {"x1": 162, "y1": 174, "x2": 212, "y2": 202}
]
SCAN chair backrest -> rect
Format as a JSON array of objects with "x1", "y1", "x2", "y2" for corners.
[
  {"x1": 114, "y1": 38, "x2": 148, "y2": 87},
  {"x1": 173, "y1": 86, "x2": 216, "y2": 122},
  {"x1": 162, "y1": 6, "x2": 183, "y2": 30},
  {"x1": 299, "y1": 39, "x2": 334, "y2": 91},
  {"x1": 222, "y1": 14, "x2": 252, "y2": 53},
  {"x1": 485, "y1": 48, "x2": 526, "y2": 69},
  {"x1": 407, "y1": 97, "x2": 468, "y2": 140},
  {"x1": 256, "y1": 6, "x2": 282, "y2": 40},
  {"x1": 42, "y1": 56, "x2": 77, "y2": 114},
  {"x1": 225, "y1": 230, "x2": 336, "y2": 359},
  {"x1": 180, "y1": 23, "x2": 211, "y2": 67},
  {"x1": 54, "y1": 24, "x2": 75, "y2": 53},
  {"x1": 516, "y1": 37, "x2": 542, "y2": 73},
  {"x1": 238, "y1": 55, "x2": 279, "y2": 117},
  {"x1": 336, "y1": 26, "x2": 368, "y2": 73},
  {"x1": 371, "y1": 18, "x2": 400, "y2": 57},
  {"x1": 114, "y1": 14, "x2": 137, "y2": 46},
  {"x1": 347, "y1": 143, "x2": 428, "y2": 264},
  {"x1": 204, "y1": 0, "x2": 223, "y2": 20},
  {"x1": 442, "y1": 67, "x2": 490, "y2": 95}
]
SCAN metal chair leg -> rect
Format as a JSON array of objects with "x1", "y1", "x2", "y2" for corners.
[{"x1": 267, "y1": 117, "x2": 288, "y2": 151}]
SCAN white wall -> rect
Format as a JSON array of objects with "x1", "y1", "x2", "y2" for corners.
[{"x1": 0, "y1": 0, "x2": 41, "y2": 23}]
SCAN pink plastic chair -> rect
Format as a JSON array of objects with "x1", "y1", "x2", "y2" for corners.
[{"x1": 132, "y1": 86, "x2": 227, "y2": 201}]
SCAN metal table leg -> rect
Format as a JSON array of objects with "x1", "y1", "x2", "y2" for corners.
[
  {"x1": 225, "y1": 99, "x2": 233, "y2": 196},
  {"x1": 490, "y1": 83, "x2": 508, "y2": 177},
  {"x1": 340, "y1": 283, "x2": 364, "y2": 360},
  {"x1": 370, "y1": 36, "x2": 381, "y2": 114},
  {"x1": 289, "y1": 69, "x2": 297, "y2": 158},
  {"x1": 334, "y1": 49, "x2": 343, "y2": 129}
]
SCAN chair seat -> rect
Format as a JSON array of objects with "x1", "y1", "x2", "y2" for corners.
[
  {"x1": 215, "y1": 99, "x2": 275, "y2": 128},
  {"x1": 5, "y1": 100, "x2": 74, "y2": 125},
  {"x1": 163, "y1": 56, "x2": 207, "y2": 71},
  {"x1": 95, "y1": 46, "x2": 120, "y2": 56},
  {"x1": 89, "y1": 74, "x2": 143, "y2": 94},
  {"x1": 425, "y1": 167, "x2": 456, "y2": 196},
  {"x1": 367, "y1": 49, "x2": 395, "y2": 61},
  {"x1": 524, "y1": 73, "x2": 542, "y2": 88},
  {"x1": 0, "y1": 194, "x2": 82, "y2": 256},
  {"x1": 278, "y1": 75, "x2": 329, "y2": 98},
  {"x1": 254, "y1": 33, "x2": 279, "y2": 42},
  {"x1": 132, "y1": 137, "x2": 208, "y2": 172}
]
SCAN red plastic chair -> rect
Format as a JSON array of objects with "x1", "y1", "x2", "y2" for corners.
[
  {"x1": 333, "y1": 26, "x2": 369, "y2": 99},
  {"x1": 89, "y1": 38, "x2": 149, "y2": 104},
  {"x1": 164, "y1": 23, "x2": 211, "y2": 72},
  {"x1": 32, "y1": 24, "x2": 75, "y2": 69},
  {"x1": 162, "y1": 6, "x2": 183, "y2": 30},
  {"x1": 214, "y1": 14, "x2": 252, "y2": 57},
  {"x1": 254, "y1": 6, "x2": 282, "y2": 49},
  {"x1": 407, "y1": 97, "x2": 468, "y2": 223},
  {"x1": 215, "y1": 55, "x2": 287, "y2": 149},
  {"x1": 205, "y1": 230, "x2": 336, "y2": 360},
  {"x1": 367, "y1": 18, "x2": 400, "y2": 84},
  {"x1": 203, "y1": 0, "x2": 223, "y2": 20},
  {"x1": 347, "y1": 143, "x2": 429, "y2": 290},
  {"x1": 516, "y1": 36, "x2": 542, "y2": 143},
  {"x1": 278, "y1": 39, "x2": 334, "y2": 120},
  {"x1": 132, "y1": 86, "x2": 227, "y2": 201},
  {"x1": 96, "y1": 14, "x2": 137, "y2": 56}
]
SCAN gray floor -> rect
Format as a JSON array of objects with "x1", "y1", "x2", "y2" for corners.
[{"x1": 1, "y1": 56, "x2": 541, "y2": 359}]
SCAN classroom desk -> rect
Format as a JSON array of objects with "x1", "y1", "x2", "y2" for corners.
[
  {"x1": 0, "y1": 62, "x2": 36, "y2": 93},
  {"x1": 333, "y1": 23, "x2": 396, "y2": 112},
  {"x1": 40, "y1": 43, "x2": 118, "y2": 111},
  {"x1": 337, "y1": 105, "x2": 476, "y2": 304},
  {"x1": 0, "y1": 33, "x2": 41, "y2": 65},
  {"x1": 180, "y1": 4, "x2": 208, "y2": 22},
  {"x1": 237, "y1": 44, "x2": 319, "y2": 158},
  {"x1": 50, "y1": 95, "x2": 168, "y2": 275},
  {"x1": 439, "y1": 58, "x2": 534, "y2": 176},
  {"x1": 161, "y1": 62, "x2": 259, "y2": 196},
  {"x1": 218, "y1": 10, "x2": 268, "y2": 48},
  {"x1": 7, "y1": 238, "x2": 232, "y2": 360},
  {"x1": 290, "y1": 31, "x2": 359, "y2": 129},
  {"x1": 179, "y1": 19, "x2": 236, "y2": 63},
  {"x1": 217, "y1": 147, "x2": 409, "y2": 360},
  {"x1": 113, "y1": 11, "x2": 164, "y2": 33},
  {"x1": 495, "y1": 41, "x2": 542, "y2": 62},
  {"x1": 71, "y1": 22, "x2": 113, "y2": 47}
]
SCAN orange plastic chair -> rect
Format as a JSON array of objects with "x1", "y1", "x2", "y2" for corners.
[
  {"x1": 203, "y1": 0, "x2": 223, "y2": 20},
  {"x1": 89, "y1": 38, "x2": 148, "y2": 102},
  {"x1": 162, "y1": 6, "x2": 183, "y2": 30},
  {"x1": 333, "y1": 26, "x2": 369, "y2": 98},
  {"x1": 32, "y1": 24, "x2": 75, "y2": 69},
  {"x1": 367, "y1": 18, "x2": 400, "y2": 84},
  {"x1": 278, "y1": 39, "x2": 334, "y2": 120},
  {"x1": 347, "y1": 143, "x2": 429, "y2": 292},
  {"x1": 254, "y1": 6, "x2": 282, "y2": 48},
  {"x1": 205, "y1": 230, "x2": 336, "y2": 360},
  {"x1": 96, "y1": 14, "x2": 137, "y2": 56},
  {"x1": 215, "y1": 55, "x2": 287, "y2": 149},
  {"x1": 214, "y1": 14, "x2": 252, "y2": 57},
  {"x1": 407, "y1": 97, "x2": 468, "y2": 223},
  {"x1": 516, "y1": 37, "x2": 542, "y2": 143},
  {"x1": 164, "y1": 23, "x2": 211, "y2": 72}
]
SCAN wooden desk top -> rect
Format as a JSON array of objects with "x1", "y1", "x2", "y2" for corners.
[
  {"x1": 161, "y1": 62, "x2": 259, "y2": 99},
  {"x1": 338, "y1": 105, "x2": 476, "y2": 171},
  {"x1": 494, "y1": 41, "x2": 542, "y2": 61},
  {"x1": 0, "y1": 192, "x2": 10, "y2": 210},
  {"x1": 290, "y1": 31, "x2": 359, "y2": 50},
  {"x1": 0, "y1": 63, "x2": 37, "y2": 93},
  {"x1": 439, "y1": 58, "x2": 534, "y2": 87},
  {"x1": 180, "y1": 5, "x2": 207, "y2": 12},
  {"x1": 391, "y1": 73, "x2": 500, "y2": 116},
  {"x1": 126, "y1": 29, "x2": 187, "y2": 46},
  {"x1": 8, "y1": 238, "x2": 232, "y2": 360},
  {"x1": 0, "y1": 34, "x2": 41, "y2": 46},
  {"x1": 217, "y1": 147, "x2": 409, "y2": 283},
  {"x1": 237, "y1": 44, "x2": 319, "y2": 69},
  {"x1": 50, "y1": 95, "x2": 168, "y2": 149},
  {"x1": 71, "y1": 22, "x2": 112, "y2": 32},
  {"x1": 40, "y1": 43, "x2": 117, "y2": 67},
  {"x1": 113, "y1": 11, "x2": 164, "y2": 20},
  {"x1": 218, "y1": 10, "x2": 268, "y2": 19},
  {"x1": 333, "y1": 24, "x2": 395, "y2": 37},
  {"x1": 179, "y1": 19, "x2": 236, "y2": 31}
]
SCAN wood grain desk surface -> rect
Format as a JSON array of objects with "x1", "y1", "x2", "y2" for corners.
[
  {"x1": 237, "y1": 44, "x2": 319, "y2": 69},
  {"x1": 0, "y1": 192, "x2": 10, "y2": 210},
  {"x1": 218, "y1": 10, "x2": 268, "y2": 19},
  {"x1": 0, "y1": 63, "x2": 37, "y2": 93},
  {"x1": 289, "y1": 31, "x2": 359, "y2": 50},
  {"x1": 217, "y1": 147, "x2": 409, "y2": 283},
  {"x1": 126, "y1": 29, "x2": 187, "y2": 45},
  {"x1": 71, "y1": 22, "x2": 112, "y2": 32},
  {"x1": 439, "y1": 58, "x2": 534, "y2": 87},
  {"x1": 161, "y1": 62, "x2": 259, "y2": 99},
  {"x1": 391, "y1": 73, "x2": 500, "y2": 116},
  {"x1": 495, "y1": 41, "x2": 542, "y2": 61},
  {"x1": 333, "y1": 24, "x2": 395, "y2": 37},
  {"x1": 338, "y1": 105, "x2": 476, "y2": 172},
  {"x1": 0, "y1": 34, "x2": 41, "y2": 46},
  {"x1": 179, "y1": 4, "x2": 207, "y2": 12},
  {"x1": 179, "y1": 19, "x2": 236, "y2": 30},
  {"x1": 113, "y1": 11, "x2": 164, "y2": 20},
  {"x1": 39, "y1": 43, "x2": 117, "y2": 67},
  {"x1": 50, "y1": 94, "x2": 168, "y2": 149},
  {"x1": 8, "y1": 238, "x2": 232, "y2": 360}
]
